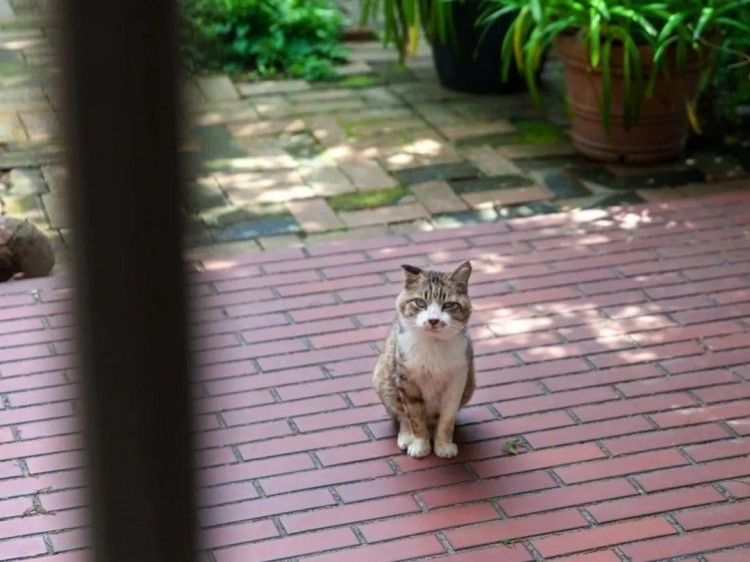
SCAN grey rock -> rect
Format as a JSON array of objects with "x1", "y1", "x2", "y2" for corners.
[{"x1": 0, "y1": 216, "x2": 55, "y2": 281}]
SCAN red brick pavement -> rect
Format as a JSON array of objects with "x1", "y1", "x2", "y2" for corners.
[{"x1": 1, "y1": 192, "x2": 750, "y2": 561}]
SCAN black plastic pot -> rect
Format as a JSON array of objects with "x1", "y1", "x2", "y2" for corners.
[{"x1": 430, "y1": 0, "x2": 525, "y2": 94}]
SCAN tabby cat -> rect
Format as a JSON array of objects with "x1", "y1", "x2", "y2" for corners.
[{"x1": 373, "y1": 261, "x2": 475, "y2": 459}]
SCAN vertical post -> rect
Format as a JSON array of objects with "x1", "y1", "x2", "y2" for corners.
[{"x1": 58, "y1": 1, "x2": 196, "y2": 562}]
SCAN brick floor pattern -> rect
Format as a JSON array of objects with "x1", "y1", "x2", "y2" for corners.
[
  {"x1": 2, "y1": 0, "x2": 750, "y2": 266},
  {"x1": 2, "y1": 192, "x2": 750, "y2": 561}
]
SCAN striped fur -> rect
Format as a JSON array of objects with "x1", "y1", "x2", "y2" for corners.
[{"x1": 373, "y1": 261, "x2": 475, "y2": 458}]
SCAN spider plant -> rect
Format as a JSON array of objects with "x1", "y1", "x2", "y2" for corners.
[
  {"x1": 479, "y1": 0, "x2": 750, "y2": 132},
  {"x1": 359, "y1": 0, "x2": 458, "y2": 62},
  {"x1": 702, "y1": 5, "x2": 750, "y2": 126}
]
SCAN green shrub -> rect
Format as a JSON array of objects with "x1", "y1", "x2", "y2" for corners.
[
  {"x1": 179, "y1": 0, "x2": 348, "y2": 80},
  {"x1": 707, "y1": 7, "x2": 750, "y2": 125}
]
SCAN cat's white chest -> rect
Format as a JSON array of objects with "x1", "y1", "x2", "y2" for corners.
[
  {"x1": 397, "y1": 329, "x2": 468, "y2": 416},
  {"x1": 398, "y1": 330, "x2": 467, "y2": 375}
]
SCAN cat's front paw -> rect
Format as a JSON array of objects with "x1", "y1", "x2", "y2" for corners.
[
  {"x1": 407, "y1": 438, "x2": 431, "y2": 458},
  {"x1": 397, "y1": 430, "x2": 414, "y2": 450},
  {"x1": 434, "y1": 441, "x2": 458, "y2": 458}
]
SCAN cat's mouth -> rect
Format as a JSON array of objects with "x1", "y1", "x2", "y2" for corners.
[{"x1": 422, "y1": 324, "x2": 448, "y2": 336}]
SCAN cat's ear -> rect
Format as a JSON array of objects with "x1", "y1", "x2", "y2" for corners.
[
  {"x1": 401, "y1": 264, "x2": 423, "y2": 287},
  {"x1": 450, "y1": 261, "x2": 472, "y2": 288}
]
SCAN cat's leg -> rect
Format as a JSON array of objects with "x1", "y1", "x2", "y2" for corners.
[
  {"x1": 379, "y1": 367, "x2": 417, "y2": 451},
  {"x1": 460, "y1": 351, "x2": 476, "y2": 408},
  {"x1": 397, "y1": 412, "x2": 439, "y2": 450},
  {"x1": 434, "y1": 373, "x2": 468, "y2": 458},
  {"x1": 397, "y1": 376, "x2": 431, "y2": 458},
  {"x1": 396, "y1": 416, "x2": 414, "y2": 450}
]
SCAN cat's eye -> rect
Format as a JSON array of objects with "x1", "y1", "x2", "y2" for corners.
[
  {"x1": 443, "y1": 302, "x2": 459, "y2": 311},
  {"x1": 413, "y1": 298, "x2": 427, "y2": 308}
]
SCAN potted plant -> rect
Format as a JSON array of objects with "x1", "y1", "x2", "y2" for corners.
[
  {"x1": 480, "y1": 0, "x2": 750, "y2": 163},
  {"x1": 360, "y1": 0, "x2": 527, "y2": 94}
]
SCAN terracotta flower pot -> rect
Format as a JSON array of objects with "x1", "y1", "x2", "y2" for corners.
[{"x1": 556, "y1": 35, "x2": 701, "y2": 164}]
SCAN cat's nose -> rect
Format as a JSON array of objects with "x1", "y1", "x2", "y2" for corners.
[{"x1": 428, "y1": 319, "x2": 440, "y2": 326}]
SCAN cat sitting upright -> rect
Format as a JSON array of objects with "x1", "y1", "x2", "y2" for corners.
[{"x1": 373, "y1": 261, "x2": 475, "y2": 459}]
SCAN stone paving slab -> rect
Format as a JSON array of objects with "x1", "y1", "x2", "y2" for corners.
[
  {"x1": 0, "y1": 0, "x2": 748, "y2": 272},
  {"x1": 410, "y1": 180, "x2": 469, "y2": 213},
  {"x1": 285, "y1": 198, "x2": 343, "y2": 233},
  {"x1": 2, "y1": 193, "x2": 750, "y2": 560}
]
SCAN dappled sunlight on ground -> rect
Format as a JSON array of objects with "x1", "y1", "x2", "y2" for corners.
[
  {"x1": 201, "y1": 259, "x2": 241, "y2": 271},
  {"x1": 611, "y1": 210, "x2": 656, "y2": 229},
  {"x1": 205, "y1": 154, "x2": 298, "y2": 172},
  {"x1": 3, "y1": 192, "x2": 750, "y2": 560},
  {"x1": 385, "y1": 138, "x2": 448, "y2": 165}
]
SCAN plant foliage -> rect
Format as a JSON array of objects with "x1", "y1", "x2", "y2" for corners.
[
  {"x1": 480, "y1": 0, "x2": 750, "y2": 131},
  {"x1": 706, "y1": 6, "x2": 750, "y2": 124},
  {"x1": 359, "y1": 0, "x2": 460, "y2": 61},
  {"x1": 179, "y1": 0, "x2": 348, "y2": 80}
]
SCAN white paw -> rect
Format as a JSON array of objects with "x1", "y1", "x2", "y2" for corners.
[
  {"x1": 397, "y1": 430, "x2": 414, "y2": 450},
  {"x1": 407, "y1": 438, "x2": 431, "y2": 458},
  {"x1": 435, "y1": 441, "x2": 458, "y2": 458}
]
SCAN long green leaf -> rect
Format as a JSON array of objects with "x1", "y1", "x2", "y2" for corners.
[
  {"x1": 609, "y1": 25, "x2": 644, "y2": 126},
  {"x1": 475, "y1": 6, "x2": 517, "y2": 61},
  {"x1": 711, "y1": 16, "x2": 750, "y2": 35},
  {"x1": 608, "y1": 6, "x2": 659, "y2": 36},
  {"x1": 692, "y1": 7, "x2": 714, "y2": 41},
  {"x1": 648, "y1": 34, "x2": 678, "y2": 96},
  {"x1": 623, "y1": 38, "x2": 634, "y2": 129},
  {"x1": 401, "y1": 0, "x2": 418, "y2": 55},
  {"x1": 359, "y1": 0, "x2": 376, "y2": 27},
  {"x1": 713, "y1": 0, "x2": 750, "y2": 18},
  {"x1": 525, "y1": 42, "x2": 541, "y2": 106},
  {"x1": 657, "y1": 12, "x2": 687, "y2": 45},
  {"x1": 501, "y1": 16, "x2": 518, "y2": 81},
  {"x1": 685, "y1": 97, "x2": 702, "y2": 133},
  {"x1": 523, "y1": 26, "x2": 546, "y2": 106},
  {"x1": 592, "y1": 0, "x2": 611, "y2": 19},
  {"x1": 529, "y1": 0, "x2": 543, "y2": 23},
  {"x1": 513, "y1": 6, "x2": 532, "y2": 70},
  {"x1": 676, "y1": 34, "x2": 687, "y2": 74},
  {"x1": 590, "y1": 9, "x2": 602, "y2": 68}
]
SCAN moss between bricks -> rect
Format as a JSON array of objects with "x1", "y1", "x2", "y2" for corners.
[
  {"x1": 457, "y1": 120, "x2": 566, "y2": 148},
  {"x1": 328, "y1": 185, "x2": 410, "y2": 212},
  {"x1": 369, "y1": 62, "x2": 415, "y2": 83},
  {"x1": 0, "y1": 62, "x2": 36, "y2": 80},
  {"x1": 337, "y1": 75, "x2": 383, "y2": 88},
  {"x1": 512, "y1": 120, "x2": 567, "y2": 143},
  {"x1": 341, "y1": 113, "x2": 419, "y2": 138},
  {"x1": 0, "y1": 21, "x2": 36, "y2": 31},
  {"x1": 342, "y1": 123, "x2": 357, "y2": 138}
]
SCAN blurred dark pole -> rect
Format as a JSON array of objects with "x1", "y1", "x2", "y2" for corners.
[{"x1": 58, "y1": 1, "x2": 196, "y2": 561}]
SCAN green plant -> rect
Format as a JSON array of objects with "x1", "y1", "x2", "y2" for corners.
[
  {"x1": 480, "y1": 0, "x2": 750, "y2": 131},
  {"x1": 359, "y1": 0, "x2": 458, "y2": 61},
  {"x1": 339, "y1": 75, "x2": 383, "y2": 87},
  {"x1": 704, "y1": 7, "x2": 750, "y2": 125},
  {"x1": 179, "y1": 0, "x2": 348, "y2": 79},
  {"x1": 503, "y1": 437, "x2": 525, "y2": 455}
]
